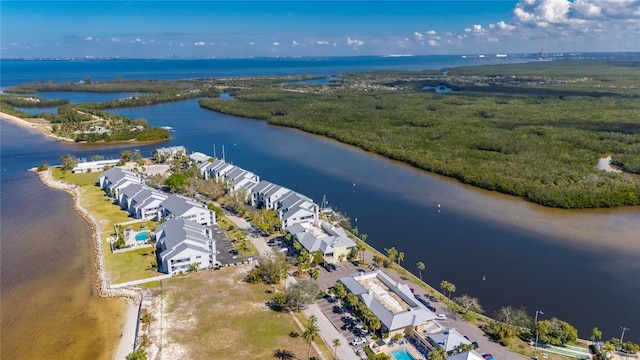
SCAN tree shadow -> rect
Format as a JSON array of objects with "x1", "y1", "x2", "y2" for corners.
[{"x1": 273, "y1": 348, "x2": 296, "y2": 360}]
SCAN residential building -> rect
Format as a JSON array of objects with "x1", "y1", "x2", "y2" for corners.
[
  {"x1": 251, "y1": 180, "x2": 292, "y2": 210},
  {"x1": 99, "y1": 167, "x2": 142, "y2": 197},
  {"x1": 72, "y1": 159, "x2": 119, "y2": 173},
  {"x1": 339, "y1": 270, "x2": 437, "y2": 337},
  {"x1": 428, "y1": 328, "x2": 472, "y2": 353},
  {"x1": 189, "y1": 151, "x2": 212, "y2": 164},
  {"x1": 117, "y1": 184, "x2": 168, "y2": 220},
  {"x1": 277, "y1": 191, "x2": 318, "y2": 227},
  {"x1": 155, "y1": 218, "x2": 215, "y2": 274},
  {"x1": 153, "y1": 145, "x2": 186, "y2": 163},
  {"x1": 159, "y1": 194, "x2": 216, "y2": 226},
  {"x1": 287, "y1": 220, "x2": 355, "y2": 263}
]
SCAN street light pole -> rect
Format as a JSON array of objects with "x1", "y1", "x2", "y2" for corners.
[
  {"x1": 533, "y1": 310, "x2": 544, "y2": 360},
  {"x1": 620, "y1": 326, "x2": 630, "y2": 345}
]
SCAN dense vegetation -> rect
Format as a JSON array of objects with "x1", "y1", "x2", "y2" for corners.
[
  {"x1": 200, "y1": 59, "x2": 640, "y2": 209},
  {"x1": 0, "y1": 94, "x2": 69, "y2": 108}
]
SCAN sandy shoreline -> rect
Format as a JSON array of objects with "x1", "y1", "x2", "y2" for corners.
[
  {"x1": 33, "y1": 168, "x2": 142, "y2": 360},
  {"x1": 0, "y1": 111, "x2": 75, "y2": 142}
]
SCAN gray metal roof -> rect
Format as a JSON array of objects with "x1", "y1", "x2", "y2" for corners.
[
  {"x1": 160, "y1": 194, "x2": 204, "y2": 216},
  {"x1": 429, "y1": 328, "x2": 471, "y2": 352},
  {"x1": 156, "y1": 218, "x2": 211, "y2": 253},
  {"x1": 339, "y1": 270, "x2": 436, "y2": 331}
]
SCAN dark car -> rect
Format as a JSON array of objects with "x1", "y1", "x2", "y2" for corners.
[
  {"x1": 472, "y1": 341, "x2": 479, "y2": 349},
  {"x1": 228, "y1": 249, "x2": 239, "y2": 255},
  {"x1": 325, "y1": 263, "x2": 337, "y2": 272}
]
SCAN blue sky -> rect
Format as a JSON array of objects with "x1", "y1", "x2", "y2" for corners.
[{"x1": 2, "y1": 1, "x2": 639, "y2": 58}]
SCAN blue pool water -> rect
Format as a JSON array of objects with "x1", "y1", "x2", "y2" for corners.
[
  {"x1": 391, "y1": 349, "x2": 417, "y2": 360},
  {"x1": 134, "y1": 232, "x2": 148, "y2": 241}
]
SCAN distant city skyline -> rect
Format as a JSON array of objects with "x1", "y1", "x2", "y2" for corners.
[{"x1": 2, "y1": 0, "x2": 639, "y2": 59}]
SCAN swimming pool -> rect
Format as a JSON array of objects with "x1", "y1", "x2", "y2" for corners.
[
  {"x1": 391, "y1": 349, "x2": 417, "y2": 360},
  {"x1": 134, "y1": 231, "x2": 149, "y2": 241}
]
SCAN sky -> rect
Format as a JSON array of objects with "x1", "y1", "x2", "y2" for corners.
[{"x1": 1, "y1": 0, "x2": 639, "y2": 58}]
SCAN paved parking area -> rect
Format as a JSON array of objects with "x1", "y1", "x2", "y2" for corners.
[{"x1": 316, "y1": 296, "x2": 370, "y2": 354}]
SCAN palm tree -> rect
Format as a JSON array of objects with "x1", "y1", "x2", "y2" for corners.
[
  {"x1": 591, "y1": 327, "x2": 602, "y2": 344},
  {"x1": 303, "y1": 315, "x2": 320, "y2": 360},
  {"x1": 386, "y1": 247, "x2": 398, "y2": 263},
  {"x1": 273, "y1": 349, "x2": 295, "y2": 360},
  {"x1": 332, "y1": 338, "x2": 341, "y2": 358},
  {"x1": 356, "y1": 242, "x2": 366, "y2": 263},
  {"x1": 428, "y1": 346, "x2": 447, "y2": 360},
  {"x1": 397, "y1": 251, "x2": 405, "y2": 265},
  {"x1": 308, "y1": 267, "x2": 320, "y2": 281},
  {"x1": 417, "y1": 262, "x2": 425, "y2": 281}
]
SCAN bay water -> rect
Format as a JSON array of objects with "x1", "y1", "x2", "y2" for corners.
[{"x1": 1, "y1": 56, "x2": 638, "y2": 359}]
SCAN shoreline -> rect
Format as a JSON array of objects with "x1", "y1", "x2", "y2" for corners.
[
  {"x1": 33, "y1": 168, "x2": 142, "y2": 359},
  {"x1": 0, "y1": 111, "x2": 170, "y2": 146},
  {"x1": 0, "y1": 111, "x2": 75, "y2": 142}
]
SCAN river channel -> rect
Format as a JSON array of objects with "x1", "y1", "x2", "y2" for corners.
[{"x1": 105, "y1": 98, "x2": 640, "y2": 341}]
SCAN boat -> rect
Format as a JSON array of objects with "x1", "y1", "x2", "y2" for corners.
[{"x1": 160, "y1": 126, "x2": 174, "y2": 132}]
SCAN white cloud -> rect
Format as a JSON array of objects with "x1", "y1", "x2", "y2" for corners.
[
  {"x1": 426, "y1": 30, "x2": 437, "y2": 35},
  {"x1": 332, "y1": 43, "x2": 337, "y2": 47},
  {"x1": 249, "y1": 41, "x2": 255, "y2": 46},
  {"x1": 292, "y1": 40, "x2": 300, "y2": 46},
  {"x1": 316, "y1": 40, "x2": 329, "y2": 45},
  {"x1": 194, "y1": 41, "x2": 205, "y2": 46},
  {"x1": 111, "y1": 37, "x2": 122, "y2": 42},
  {"x1": 347, "y1": 37, "x2": 364, "y2": 47},
  {"x1": 272, "y1": 41, "x2": 280, "y2": 46},
  {"x1": 413, "y1": 32, "x2": 424, "y2": 40},
  {"x1": 135, "y1": 38, "x2": 142, "y2": 43},
  {"x1": 428, "y1": 40, "x2": 438, "y2": 46},
  {"x1": 84, "y1": 36, "x2": 94, "y2": 41}
]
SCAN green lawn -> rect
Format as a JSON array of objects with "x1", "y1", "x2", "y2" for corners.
[{"x1": 51, "y1": 168, "x2": 161, "y2": 284}]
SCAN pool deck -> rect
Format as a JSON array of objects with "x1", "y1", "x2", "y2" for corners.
[{"x1": 383, "y1": 341, "x2": 425, "y2": 360}]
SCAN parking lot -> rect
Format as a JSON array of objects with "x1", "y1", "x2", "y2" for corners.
[{"x1": 316, "y1": 296, "x2": 370, "y2": 354}]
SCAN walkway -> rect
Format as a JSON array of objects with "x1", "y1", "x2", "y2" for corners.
[{"x1": 110, "y1": 274, "x2": 172, "y2": 289}]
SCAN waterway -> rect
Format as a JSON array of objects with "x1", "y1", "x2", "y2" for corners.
[
  {"x1": 108, "y1": 99, "x2": 640, "y2": 341},
  {"x1": 1, "y1": 57, "x2": 638, "y2": 358}
]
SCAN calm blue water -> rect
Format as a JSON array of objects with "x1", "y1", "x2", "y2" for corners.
[
  {"x1": 1, "y1": 56, "x2": 639, "y2": 347},
  {"x1": 391, "y1": 349, "x2": 416, "y2": 360},
  {"x1": 1, "y1": 56, "x2": 532, "y2": 88}
]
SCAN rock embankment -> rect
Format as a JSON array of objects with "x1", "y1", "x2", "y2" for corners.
[{"x1": 34, "y1": 168, "x2": 142, "y2": 303}]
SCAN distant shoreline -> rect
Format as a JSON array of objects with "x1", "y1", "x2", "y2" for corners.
[
  {"x1": 0, "y1": 111, "x2": 75, "y2": 142},
  {"x1": 0, "y1": 111, "x2": 169, "y2": 146}
]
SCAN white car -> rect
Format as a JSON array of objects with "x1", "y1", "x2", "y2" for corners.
[
  {"x1": 436, "y1": 314, "x2": 447, "y2": 320},
  {"x1": 350, "y1": 337, "x2": 366, "y2": 346}
]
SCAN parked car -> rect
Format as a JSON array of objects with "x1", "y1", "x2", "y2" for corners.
[
  {"x1": 267, "y1": 239, "x2": 281, "y2": 246},
  {"x1": 350, "y1": 337, "x2": 366, "y2": 346},
  {"x1": 228, "y1": 249, "x2": 239, "y2": 255},
  {"x1": 435, "y1": 314, "x2": 446, "y2": 320},
  {"x1": 325, "y1": 263, "x2": 337, "y2": 272},
  {"x1": 472, "y1": 341, "x2": 479, "y2": 349},
  {"x1": 482, "y1": 354, "x2": 495, "y2": 360}
]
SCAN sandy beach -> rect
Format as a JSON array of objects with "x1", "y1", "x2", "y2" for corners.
[
  {"x1": 34, "y1": 168, "x2": 143, "y2": 360},
  {"x1": 0, "y1": 111, "x2": 75, "y2": 142}
]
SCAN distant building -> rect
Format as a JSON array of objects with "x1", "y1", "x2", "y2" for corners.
[
  {"x1": 276, "y1": 191, "x2": 318, "y2": 227},
  {"x1": 155, "y1": 218, "x2": 215, "y2": 274},
  {"x1": 189, "y1": 152, "x2": 212, "y2": 164},
  {"x1": 118, "y1": 184, "x2": 168, "y2": 220},
  {"x1": 72, "y1": 159, "x2": 119, "y2": 173},
  {"x1": 153, "y1": 145, "x2": 186, "y2": 163}
]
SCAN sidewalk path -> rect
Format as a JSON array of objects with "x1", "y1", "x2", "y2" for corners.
[{"x1": 112, "y1": 302, "x2": 140, "y2": 360}]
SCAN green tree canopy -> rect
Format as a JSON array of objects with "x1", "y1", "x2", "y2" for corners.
[
  {"x1": 164, "y1": 172, "x2": 188, "y2": 192},
  {"x1": 537, "y1": 317, "x2": 578, "y2": 346}
]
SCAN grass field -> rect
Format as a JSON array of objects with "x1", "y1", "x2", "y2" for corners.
[{"x1": 162, "y1": 265, "x2": 326, "y2": 359}]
